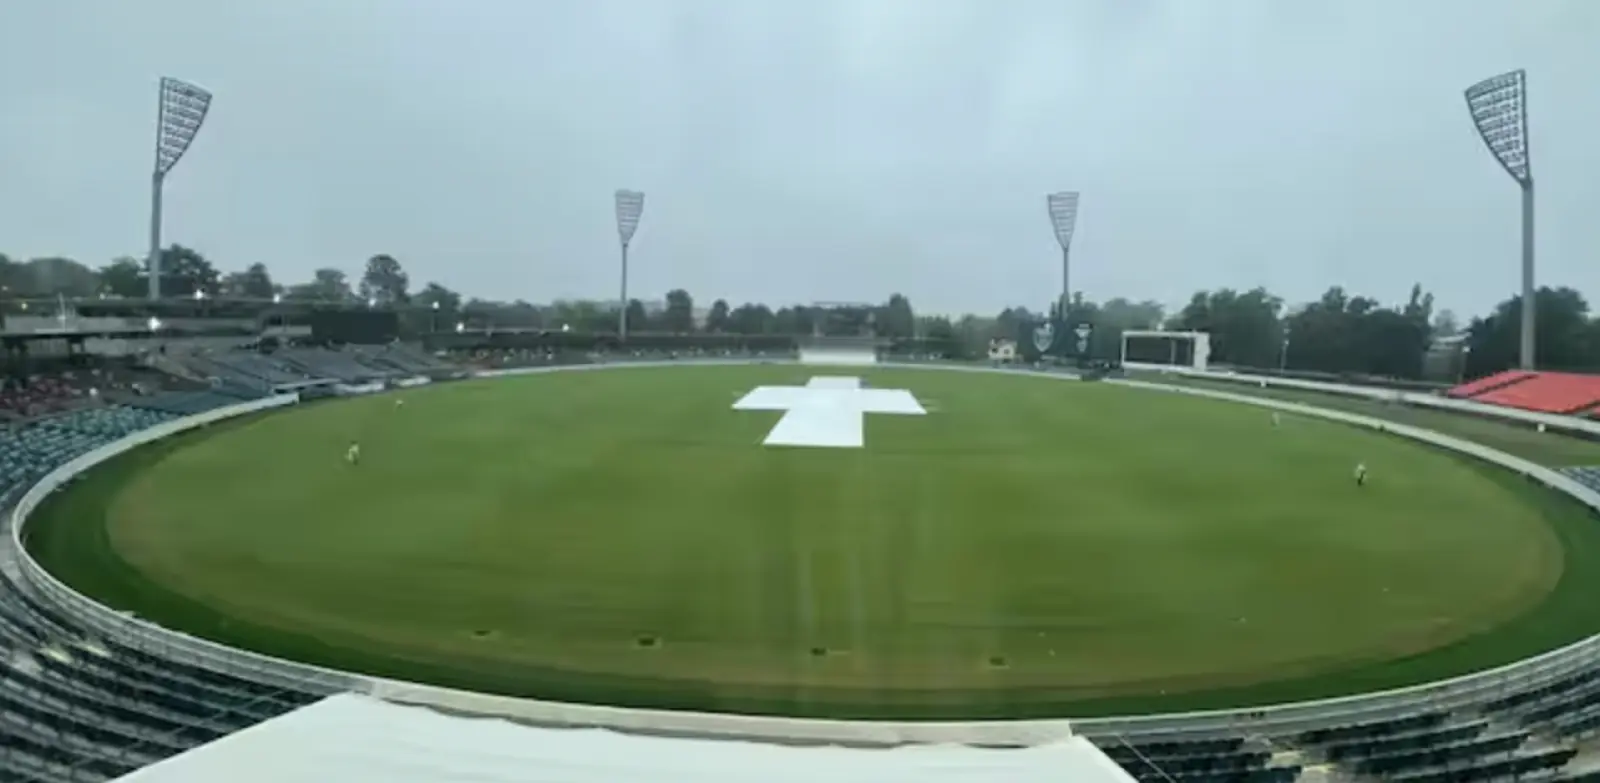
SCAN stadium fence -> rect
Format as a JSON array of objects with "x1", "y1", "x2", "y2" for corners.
[{"x1": 1150, "y1": 366, "x2": 1600, "y2": 439}]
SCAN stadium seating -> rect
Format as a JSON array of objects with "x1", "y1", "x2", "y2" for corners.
[
  {"x1": 1285, "y1": 711, "x2": 1584, "y2": 781},
  {"x1": 1470, "y1": 372, "x2": 1600, "y2": 414},
  {"x1": 1094, "y1": 736, "x2": 1302, "y2": 782},
  {"x1": 0, "y1": 375, "x2": 94, "y2": 420},
  {"x1": 171, "y1": 352, "x2": 278, "y2": 391},
  {"x1": 278, "y1": 348, "x2": 392, "y2": 383},
  {"x1": 349, "y1": 344, "x2": 462, "y2": 377},
  {"x1": 0, "y1": 407, "x2": 188, "y2": 489},
  {"x1": 0, "y1": 391, "x2": 326, "y2": 781},
  {"x1": 457, "y1": 347, "x2": 596, "y2": 369},
  {"x1": 121, "y1": 390, "x2": 257, "y2": 417},
  {"x1": 1446, "y1": 371, "x2": 1600, "y2": 414},
  {"x1": 1320, "y1": 719, "x2": 1488, "y2": 763},
  {"x1": 0, "y1": 575, "x2": 319, "y2": 781},
  {"x1": 1447, "y1": 370, "x2": 1536, "y2": 399},
  {"x1": 1562, "y1": 467, "x2": 1600, "y2": 494},
  {"x1": 205, "y1": 352, "x2": 316, "y2": 387}
]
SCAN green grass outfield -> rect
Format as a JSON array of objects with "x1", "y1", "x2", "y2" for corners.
[{"x1": 25, "y1": 365, "x2": 1600, "y2": 719}]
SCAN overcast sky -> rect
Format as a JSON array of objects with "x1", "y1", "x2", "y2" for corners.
[{"x1": 1, "y1": 1, "x2": 1595, "y2": 317}]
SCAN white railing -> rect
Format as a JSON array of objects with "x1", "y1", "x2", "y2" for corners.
[
  {"x1": 1151, "y1": 366, "x2": 1600, "y2": 438},
  {"x1": 8, "y1": 364, "x2": 1600, "y2": 744}
]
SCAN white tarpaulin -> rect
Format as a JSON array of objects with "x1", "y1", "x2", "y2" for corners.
[{"x1": 114, "y1": 693, "x2": 1137, "y2": 783}]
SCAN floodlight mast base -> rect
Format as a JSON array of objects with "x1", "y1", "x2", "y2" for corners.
[
  {"x1": 1060, "y1": 245, "x2": 1070, "y2": 318},
  {"x1": 1519, "y1": 183, "x2": 1535, "y2": 370},
  {"x1": 147, "y1": 173, "x2": 164, "y2": 301},
  {"x1": 618, "y1": 242, "x2": 630, "y2": 341}
]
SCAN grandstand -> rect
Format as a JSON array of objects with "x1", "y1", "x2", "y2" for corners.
[{"x1": 0, "y1": 403, "x2": 323, "y2": 780}]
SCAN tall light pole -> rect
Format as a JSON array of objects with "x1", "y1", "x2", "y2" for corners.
[
  {"x1": 1464, "y1": 69, "x2": 1534, "y2": 369},
  {"x1": 614, "y1": 189, "x2": 645, "y2": 340},
  {"x1": 1046, "y1": 192, "x2": 1081, "y2": 320},
  {"x1": 149, "y1": 77, "x2": 213, "y2": 301}
]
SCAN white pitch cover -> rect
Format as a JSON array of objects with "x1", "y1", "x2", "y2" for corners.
[{"x1": 733, "y1": 376, "x2": 926, "y2": 448}]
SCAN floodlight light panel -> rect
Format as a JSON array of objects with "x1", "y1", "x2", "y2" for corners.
[
  {"x1": 1046, "y1": 191, "x2": 1081, "y2": 249},
  {"x1": 155, "y1": 77, "x2": 213, "y2": 176},
  {"x1": 614, "y1": 189, "x2": 645, "y2": 244},
  {"x1": 1464, "y1": 69, "x2": 1530, "y2": 184}
]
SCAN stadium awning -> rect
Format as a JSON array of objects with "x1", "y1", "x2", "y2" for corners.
[{"x1": 114, "y1": 693, "x2": 1138, "y2": 783}]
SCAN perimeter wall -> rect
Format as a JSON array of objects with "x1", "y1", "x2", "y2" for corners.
[
  {"x1": 9, "y1": 362, "x2": 1600, "y2": 744},
  {"x1": 1141, "y1": 366, "x2": 1600, "y2": 439}
]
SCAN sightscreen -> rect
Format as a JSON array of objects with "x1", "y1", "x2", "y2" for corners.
[{"x1": 1123, "y1": 333, "x2": 1195, "y2": 367}]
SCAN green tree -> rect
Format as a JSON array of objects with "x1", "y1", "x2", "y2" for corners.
[
  {"x1": 0, "y1": 254, "x2": 21, "y2": 294},
  {"x1": 951, "y1": 314, "x2": 999, "y2": 358},
  {"x1": 917, "y1": 315, "x2": 959, "y2": 353},
  {"x1": 705, "y1": 299, "x2": 731, "y2": 333},
  {"x1": 624, "y1": 299, "x2": 650, "y2": 333},
  {"x1": 1465, "y1": 287, "x2": 1595, "y2": 377},
  {"x1": 1277, "y1": 285, "x2": 1435, "y2": 378},
  {"x1": 286, "y1": 268, "x2": 353, "y2": 302},
  {"x1": 662, "y1": 288, "x2": 695, "y2": 333},
  {"x1": 150, "y1": 245, "x2": 220, "y2": 298},
  {"x1": 994, "y1": 307, "x2": 1031, "y2": 345},
  {"x1": 221, "y1": 262, "x2": 276, "y2": 299},
  {"x1": 239, "y1": 263, "x2": 276, "y2": 299},
  {"x1": 415, "y1": 282, "x2": 462, "y2": 314},
  {"x1": 99, "y1": 257, "x2": 146, "y2": 298},
  {"x1": 456, "y1": 298, "x2": 545, "y2": 331},
  {"x1": 729, "y1": 303, "x2": 775, "y2": 334},
  {"x1": 877, "y1": 293, "x2": 915, "y2": 338},
  {"x1": 1171, "y1": 287, "x2": 1283, "y2": 368},
  {"x1": 24, "y1": 257, "x2": 101, "y2": 298},
  {"x1": 359, "y1": 254, "x2": 410, "y2": 304}
]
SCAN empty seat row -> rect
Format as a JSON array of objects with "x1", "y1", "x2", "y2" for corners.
[
  {"x1": 121, "y1": 391, "x2": 242, "y2": 417},
  {"x1": 0, "y1": 583, "x2": 318, "y2": 780},
  {"x1": 1098, "y1": 736, "x2": 1245, "y2": 760},
  {"x1": 1471, "y1": 372, "x2": 1600, "y2": 414},
  {"x1": 1299, "y1": 711, "x2": 1449, "y2": 745},
  {"x1": 1522, "y1": 681, "x2": 1600, "y2": 726},
  {"x1": 1486, "y1": 669, "x2": 1600, "y2": 715},
  {"x1": 1390, "y1": 748, "x2": 1576, "y2": 783},
  {"x1": 206, "y1": 354, "x2": 309, "y2": 385},
  {"x1": 1139, "y1": 766, "x2": 1301, "y2": 783},
  {"x1": 1323, "y1": 719, "x2": 1488, "y2": 762},
  {"x1": 1355, "y1": 732, "x2": 1528, "y2": 776},
  {"x1": 1112, "y1": 749, "x2": 1269, "y2": 778},
  {"x1": 1448, "y1": 370, "x2": 1536, "y2": 399},
  {"x1": 279, "y1": 349, "x2": 389, "y2": 383},
  {"x1": 0, "y1": 385, "x2": 340, "y2": 781}
]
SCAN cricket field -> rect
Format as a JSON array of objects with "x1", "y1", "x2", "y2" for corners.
[{"x1": 26, "y1": 364, "x2": 1600, "y2": 719}]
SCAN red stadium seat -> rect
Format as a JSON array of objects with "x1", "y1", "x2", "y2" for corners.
[
  {"x1": 1472, "y1": 372, "x2": 1600, "y2": 414},
  {"x1": 1447, "y1": 370, "x2": 1536, "y2": 399}
]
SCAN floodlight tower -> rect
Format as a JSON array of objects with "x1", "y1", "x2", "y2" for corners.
[
  {"x1": 614, "y1": 189, "x2": 645, "y2": 340},
  {"x1": 1464, "y1": 70, "x2": 1534, "y2": 369},
  {"x1": 1046, "y1": 192, "x2": 1081, "y2": 317},
  {"x1": 148, "y1": 77, "x2": 213, "y2": 301}
]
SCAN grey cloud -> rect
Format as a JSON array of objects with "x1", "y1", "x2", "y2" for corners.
[{"x1": 0, "y1": 0, "x2": 1594, "y2": 316}]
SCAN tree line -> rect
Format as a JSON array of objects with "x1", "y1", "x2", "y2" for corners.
[{"x1": 0, "y1": 247, "x2": 1596, "y2": 382}]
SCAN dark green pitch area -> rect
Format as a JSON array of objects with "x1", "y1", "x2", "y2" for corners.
[{"x1": 26, "y1": 366, "x2": 1600, "y2": 719}]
